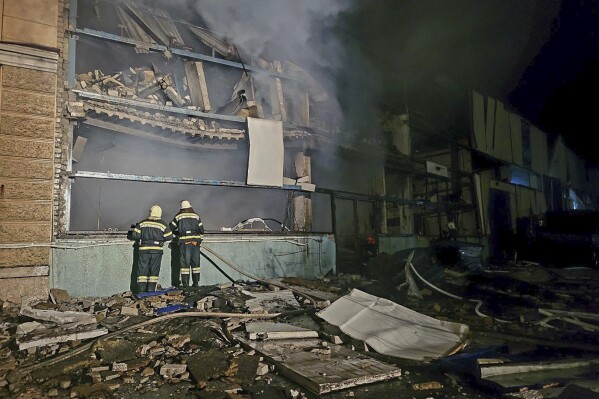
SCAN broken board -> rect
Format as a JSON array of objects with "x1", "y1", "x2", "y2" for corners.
[{"x1": 238, "y1": 337, "x2": 401, "y2": 394}]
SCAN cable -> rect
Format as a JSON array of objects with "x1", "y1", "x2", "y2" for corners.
[{"x1": 407, "y1": 259, "x2": 511, "y2": 324}]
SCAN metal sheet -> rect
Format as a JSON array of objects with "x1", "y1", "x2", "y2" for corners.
[
  {"x1": 246, "y1": 117, "x2": 284, "y2": 187},
  {"x1": 317, "y1": 289, "x2": 469, "y2": 361}
]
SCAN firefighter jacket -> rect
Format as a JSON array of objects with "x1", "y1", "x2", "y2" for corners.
[
  {"x1": 170, "y1": 208, "x2": 204, "y2": 244},
  {"x1": 130, "y1": 218, "x2": 173, "y2": 253}
]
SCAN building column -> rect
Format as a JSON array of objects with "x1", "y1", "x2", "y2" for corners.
[
  {"x1": 293, "y1": 151, "x2": 312, "y2": 231},
  {"x1": 393, "y1": 114, "x2": 414, "y2": 234}
]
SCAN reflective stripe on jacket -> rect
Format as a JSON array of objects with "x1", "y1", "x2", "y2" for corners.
[
  {"x1": 130, "y1": 218, "x2": 172, "y2": 252},
  {"x1": 170, "y1": 208, "x2": 204, "y2": 243}
]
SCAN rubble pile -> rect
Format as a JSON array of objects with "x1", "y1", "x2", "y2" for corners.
[{"x1": 0, "y1": 257, "x2": 598, "y2": 398}]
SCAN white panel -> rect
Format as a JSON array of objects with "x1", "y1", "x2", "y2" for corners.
[
  {"x1": 485, "y1": 97, "x2": 496, "y2": 155},
  {"x1": 530, "y1": 127, "x2": 548, "y2": 175},
  {"x1": 426, "y1": 160, "x2": 449, "y2": 178},
  {"x1": 509, "y1": 113, "x2": 523, "y2": 166},
  {"x1": 549, "y1": 136, "x2": 567, "y2": 182},
  {"x1": 246, "y1": 117, "x2": 284, "y2": 187},
  {"x1": 472, "y1": 91, "x2": 487, "y2": 151},
  {"x1": 494, "y1": 101, "x2": 512, "y2": 162}
]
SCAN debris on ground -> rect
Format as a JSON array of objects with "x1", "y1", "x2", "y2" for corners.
[{"x1": 1, "y1": 247, "x2": 598, "y2": 398}]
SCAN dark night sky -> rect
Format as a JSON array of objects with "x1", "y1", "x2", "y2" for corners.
[
  {"x1": 337, "y1": 0, "x2": 599, "y2": 162},
  {"x1": 510, "y1": 0, "x2": 599, "y2": 164}
]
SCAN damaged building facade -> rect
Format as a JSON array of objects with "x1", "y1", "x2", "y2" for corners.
[{"x1": 1, "y1": 0, "x2": 598, "y2": 302}]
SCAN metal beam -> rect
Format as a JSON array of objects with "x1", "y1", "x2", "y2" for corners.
[
  {"x1": 73, "y1": 28, "x2": 290, "y2": 80},
  {"x1": 71, "y1": 171, "x2": 305, "y2": 191},
  {"x1": 73, "y1": 90, "x2": 245, "y2": 123},
  {"x1": 316, "y1": 187, "x2": 434, "y2": 207}
]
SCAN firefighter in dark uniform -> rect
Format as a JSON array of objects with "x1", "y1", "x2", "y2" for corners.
[
  {"x1": 170, "y1": 200, "x2": 204, "y2": 287},
  {"x1": 130, "y1": 205, "x2": 172, "y2": 292}
]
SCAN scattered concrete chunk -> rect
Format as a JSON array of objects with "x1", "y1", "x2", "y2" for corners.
[
  {"x1": 120, "y1": 306, "x2": 139, "y2": 316},
  {"x1": 49, "y1": 289, "x2": 70, "y2": 304},
  {"x1": 160, "y1": 364, "x2": 187, "y2": 378},
  {"x1": 112, "y1": 362, "x2": 127, "y2": 372},
  {"x1": 412, "y1": 381, "x2": 443, "y2": 390}
]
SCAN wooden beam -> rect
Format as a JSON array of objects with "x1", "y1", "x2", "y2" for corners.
[{"x1": 184, "y1": 61, "x2": 211, "y2": 111}]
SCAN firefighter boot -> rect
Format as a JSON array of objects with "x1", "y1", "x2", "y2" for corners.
[
  {"x1": 191, "y1": 273, "x2": 200, "y2": 287},
  {"x1": 137, "y1": 282, "x2": 147, "y2": 293},
  {"x1": 181, "y1": 274, "x2": 190, "y2": 288},
  {"x1": 147, "y1": 282, "x2": 157, "y2": 292}
]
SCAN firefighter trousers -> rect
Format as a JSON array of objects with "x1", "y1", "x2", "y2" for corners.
[
  {"x1": 137, "y1": 252, "x2": 162, "y2": 292},
  {"x1": 179, "y1": 242, "x2": 201, "y2": 287}
]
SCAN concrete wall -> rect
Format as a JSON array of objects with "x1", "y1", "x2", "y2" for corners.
[
  {"x1": 51, "y1": 234, "x2": 336, "y2": 297},
  {"x1": 377, "y1": 235, "x2": 429, "y2": 255}
]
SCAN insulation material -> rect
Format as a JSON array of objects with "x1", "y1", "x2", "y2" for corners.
[
  {"x1": 493, "y1": 101, "x2": 512, "y2": 162},
  {"x1": 485, "y1": 97, "x2": 496, "y2": 156},
  {"x1": 472, "y1": 91, "x2": 487, "y2": 152},
  {"x1": 317, "y1": 289, "x2": 469, "y2": 361},
  {"x1": 509, "y1": 112, "x2": 523, "y2": 166},
  {"x1": 246, "y1": 118, "x2": 284, "y2": 187},
  {"x1": 548, "y1": 135, "x2": 567, "y2": 182},
  {"x1": 530, "y1": 127, "x2": 549, "y2": 175}
]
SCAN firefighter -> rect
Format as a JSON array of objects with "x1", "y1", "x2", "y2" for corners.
[
  {"x1": 170, "y1": 200, "x2": 204, "y2": 287},
  {"x1": 130, "y1": 205, "x2": 172, "y2": 292}
]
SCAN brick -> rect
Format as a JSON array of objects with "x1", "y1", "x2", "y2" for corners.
[
  {"x1": 0, "y1": 136, "x2": 53, "y2": 159},
  {"x1": 0, "y1": 247, "x2": 50, "y2": 267},
  {"x1": 0, "y1": 180, "x2": 52, "y2": 200},
  {"x1": 0, "y1": 114, "x2": 55, "y2": 139},
  {"x1": 1, "y1": 89, "x2": 56, "y2": 117},
  {"x1": 0, "y1": 222, "x2": 52, "y2": 243},
  {"x1": 1, "y1": 66, "x2": 56, "y2": 94},
  {"x1": 0, "y1": 158, "x2": 53, "y2": 179},
  {"x1": 0, "y1": 202, "x2": 52, "y2": 221}
]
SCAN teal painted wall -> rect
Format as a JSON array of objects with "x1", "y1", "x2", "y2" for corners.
[{"x1": 51, "y1": 234, "x2": 336, "y2": 297}]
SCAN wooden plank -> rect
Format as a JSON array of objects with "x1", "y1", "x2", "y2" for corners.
[
  {"x1": 184, "y1": 61, "x2": 211, "y2": 111},
  {"x1": 114, "y1": 4, "x2": 154, "y2": 53},
  {"x1": 472, "y1": 91, "x2": 486, "y2": 151},
  {"x1": 270, "y1": 78, "x2": 287, "y2": 122},
  {"x1": 240, "y1": 337, "x2": 401, "y2": 395},
  {"x1": 300, "y1": 92, "x2": 310, "y2": 127},
  {"x1": 509, "y1": 112, "x2": 523, "y2": 166},
  {"x1": 17, "y1": 326, "x2": 108, "y2": 350},
  {"x1": 188, "y1": 26, "x2": 232, "y2": 57}
]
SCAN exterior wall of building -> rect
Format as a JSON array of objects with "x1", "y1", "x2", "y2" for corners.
[
  {"x1": 51, "y1": 234, "x2": 336, "y2": 297},
  {"x1": 0, "y1": 0, "x2": 63, "y2": 302}
]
